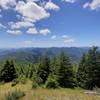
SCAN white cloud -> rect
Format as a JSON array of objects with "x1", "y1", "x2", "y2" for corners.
[
  {"x1": 0, "y1": 0, "x2": 16, "y2": 9},
  {"x1": 62, "y1": 0, "x2": 77, "y2": 3},
  {"x1": 62, "y1": 35, "x2": 69, "y2": 38},
  {"x1": 0, "y1": 23, "x2": 6, "y2": 29},
  {"x1": 0, "y1": 0, "x2": 60, "y2": 37},
  {"x1": 83, "y1": 2, "x2": 90, "y2": 9},
  {"x1": 27, "y1": 28, "x2": 38, "y2": 34},
  {"x1": 64, "y1": 38, "x2": 74, "y2": 43},
  {"x1": 83, "y1": 0, "x2": 100, "y2": 10},
  {"x1": 45, "y1": 1, "x2": 60, "y2": 11},
  {"x1": 27, "y1": 28, "x2": 50, "y2": 35},
  {"x1": 10, "y1": 21, "x2": 34, "y2": 29},
  {"x1": 40, "y1": 28, "x2": 50, "y2": 36},
  {"x1": 7, "y1": 30, "x2": 22, "y2": 35},
  {"x1": 62, "y1": 35, "x2": 75, "y2": 43},
  {"x1": 22, "y1": 17, "x2": 35, "y2": 23},
  {"x1": 15, "y1": 1, "x2": 50, "y2": 22},
  {"x1": 51, "y1": 35, "x2": 57, "y2": 39},
  {"x1": 26, "y1": 0, "x2": 39, "y2": 2}
]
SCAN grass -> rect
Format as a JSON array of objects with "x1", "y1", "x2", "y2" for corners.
[{"x1": 0, "y1": 81, "x2": 100, "y2": 100}]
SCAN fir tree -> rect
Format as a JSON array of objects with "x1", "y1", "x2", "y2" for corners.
[
  {"x1": 37, "y1": 55, "x2": 50, "y2": 83},
  {"x1": 77, "y1": 54, "x2": 86, "y2": 88},
  {"x1": 0, "y1": 60, "x2": 17, "y2": 82},
  {"x1": 77, "y1": 47, "x2": 100, "y2": 89},
  {"x1": 57, "y1": 52, "x2": 76, "y2": 88}
]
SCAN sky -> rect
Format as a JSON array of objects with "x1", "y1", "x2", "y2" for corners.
[{"x1": 0, "y1": 0, "x2": 100, "y2": 48}]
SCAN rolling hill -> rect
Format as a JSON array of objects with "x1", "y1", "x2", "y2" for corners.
[{"x1": 0, "y1": 47, "x2": 91, "y2": 66}]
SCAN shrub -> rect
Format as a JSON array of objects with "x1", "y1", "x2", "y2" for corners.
[
  {"x1": 93, "y1": 86, "x2": 100, "y2": 93},
  {"x1": 45, "y1": 75, "x2": 59, "y2": 89},
  {"x1": 11, "y1": 79, "x2": 18, "y2": 87},
  {"x1": 5, "y1": 90, "x2": 25, "y2": 100},
  {"x1": 18, "y1": 75, "x2": 27, "y2": 84},
  {"x1": 32, "y1": 82, "x2": 39, "y2": 89},
  {"x1": 0, "y1": 81, "x2": 5, "y2": 85},
  {"x1": 32, "y1": 74, "x2": 43, "y2": 85}
]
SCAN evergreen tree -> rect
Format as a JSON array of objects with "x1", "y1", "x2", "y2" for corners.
[
  {"x1": 37, "y1": 55, "x2": 50, "y2": 84},
  {"x1": 0, "y1": 60, "x2": 17, "y2": 82},
  {"x1": 26, "y1": 64, "x2": 38, "y2": 79},
  {"x1": 77, "y1": 47, "x2": 100, "y2": 89},
  {"x1": 57, "y1": 52, "x2": 76, "y2": 88},
  {"x1": 77, "y1": 54, "x2": 86, "y2": 88},
  {"x1": 25, "y1": 64, "x2": 33, "y2": 78},
  {"x1": 50, "y1": 56, "x2": 59, "y2": 76}
]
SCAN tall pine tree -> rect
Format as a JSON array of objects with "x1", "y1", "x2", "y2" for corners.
[
  {"x1": 77, "y1": 47, "x2": 100, "y2": 89},
  {"x1": 0, "y1": 60, "x2": 17, "y2": 82},
  {"x1": 37, "y1": 55, "x2": 50, "y2": 84},
  {"x1": 77, "y1": 54, "x2": 86, "y2": 88},
  {"x1": 57, "y1": 52, "x2": 76, "y2": 88}
]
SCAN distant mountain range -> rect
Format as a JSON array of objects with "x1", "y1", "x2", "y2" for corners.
[{"x1": 0, "y1": 47, "x2": 98, "y2": 66}]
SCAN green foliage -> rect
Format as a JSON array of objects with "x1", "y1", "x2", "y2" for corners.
[
  {"x1": 37, "y1": 55, "x2": 50, "y2": 84},
  {"x1": 77, "y1": 54, "x2": 87, "y2": 88},
  {"x1": 25, "y1": 64, "x2": 38, "y2": 79},
  {"x1": 0, "y1": 60, "x2": 17, "y2": 82},
  {"x1": 57, "y1": 52, "x2": 76, "y2": 88},
  {"x1": 5, "y1": 90, "x2": 25, "y2": 100},
  {"x1": 32, "y1": 74, "x2": 43, "y2": 85},
  {"x1": 0, "y1": 81, "x2": 5, "y2": 85},
  {"x1": 1, "y1": 47, "x2": 100, "y2": 90},
  {"x1": 17, "y1": 74, "x2": 27, "y2": 84},
  {"x1": 45, "y1": 75, "x2": 59, "y2": 89},
  {"x1": 50, "y1": 56, "x2": 59, "y2": 76},
  {"x1": 31, "y1": 69, "x2": 43, "y2": 88},
  {"x1": 93, "y1": 86, "x2": 100, "y2": 93},
  {"x1": 11, "y1": 79, "x2": 19, "y2": 87},
  {"x1": 77, "y1": 47, "x2": 100, "y2": 90},
  {"x1": 32, "y1": 82, "x2": 39, "y2": 89}
]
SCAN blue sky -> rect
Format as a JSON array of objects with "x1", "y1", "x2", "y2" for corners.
[{"x1": 0, "y1": 0, "x2": 100, "y2": 48}]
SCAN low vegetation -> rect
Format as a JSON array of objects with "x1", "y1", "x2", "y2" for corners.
[
  {"x1": 0, "y1": 82, "x2": 100, "y2": 100},
  {"x1": 5, "y1": 90, "x2": 25, "y2": 100}
]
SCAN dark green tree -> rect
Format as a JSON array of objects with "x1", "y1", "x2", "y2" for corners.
[
  {"x1": 45, "y1": 74, "x2": 59, "y2": 88},
  {"x1": 0, "y1": 60, "x2": 17, "y2": 82},
  {"x1": 50, "y1": 56, "x2": 59, "y2": 76},
  {"x1": 37, "y1": 55, "x2": 50, "y2": 84},
  {"x1": 25, "y1": 64, "x2": 39, "y2": 79},
  {"x1": 77, "y1": 47, "x2": 100, "y2": 89},
  {"x1": 57, "y1": 52, "x2": 76, "y2": 88},
  {"x1": 25, "y1": 64, "x2": 33, "y2": 78},
  {"x1": 77, "y1": 54, "x2": 87, "y2": 88}
]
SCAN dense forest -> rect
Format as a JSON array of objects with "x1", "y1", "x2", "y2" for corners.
[{"x1": 0, "y1": 47, "x2": 100, "y2": 90}]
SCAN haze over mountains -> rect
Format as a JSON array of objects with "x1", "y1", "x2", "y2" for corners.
[{"x1": 0, "y1": 47, "x2": 93, "y2": 66}]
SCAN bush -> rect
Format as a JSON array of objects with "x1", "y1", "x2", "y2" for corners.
[
  {"x1": 32, "y1": 74, "x2": 43, "y2": 89},
  {"x1": 0, "y1": 81, "x2": 5, "y2": 85},
  {"x1": 32, "y1": 74, "x2": 43, "y2": 85},
  {"x1": 45, "y1": 75, "x2": 59, "y2": 89},
  {"x1": 11, "y1": 79, "x2": 18, "y2": 87},
  {"x1": 18, "y1": 75, "x2": 27, "y2": 84},
  {"x1": 32, "y1": 82, "x2": 39, "y2": 89},
  {"x1": 5, "y1": 90, "x2": 25, "y2": 100},
  {"x1": 93, "y1": 86, "x2": 100, "y2": 93}
]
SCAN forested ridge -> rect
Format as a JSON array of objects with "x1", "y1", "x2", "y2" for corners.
[
  {"x1": 0, "y1": 47, "x2": 90, "y2": 66},
  {"x1": 0, "y1": 47, "x2": 100, "y2": 90}
]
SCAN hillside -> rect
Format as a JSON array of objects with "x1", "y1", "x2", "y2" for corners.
[{"x1": 0, "y1": 47, "x2": 90, "y2": 66}]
